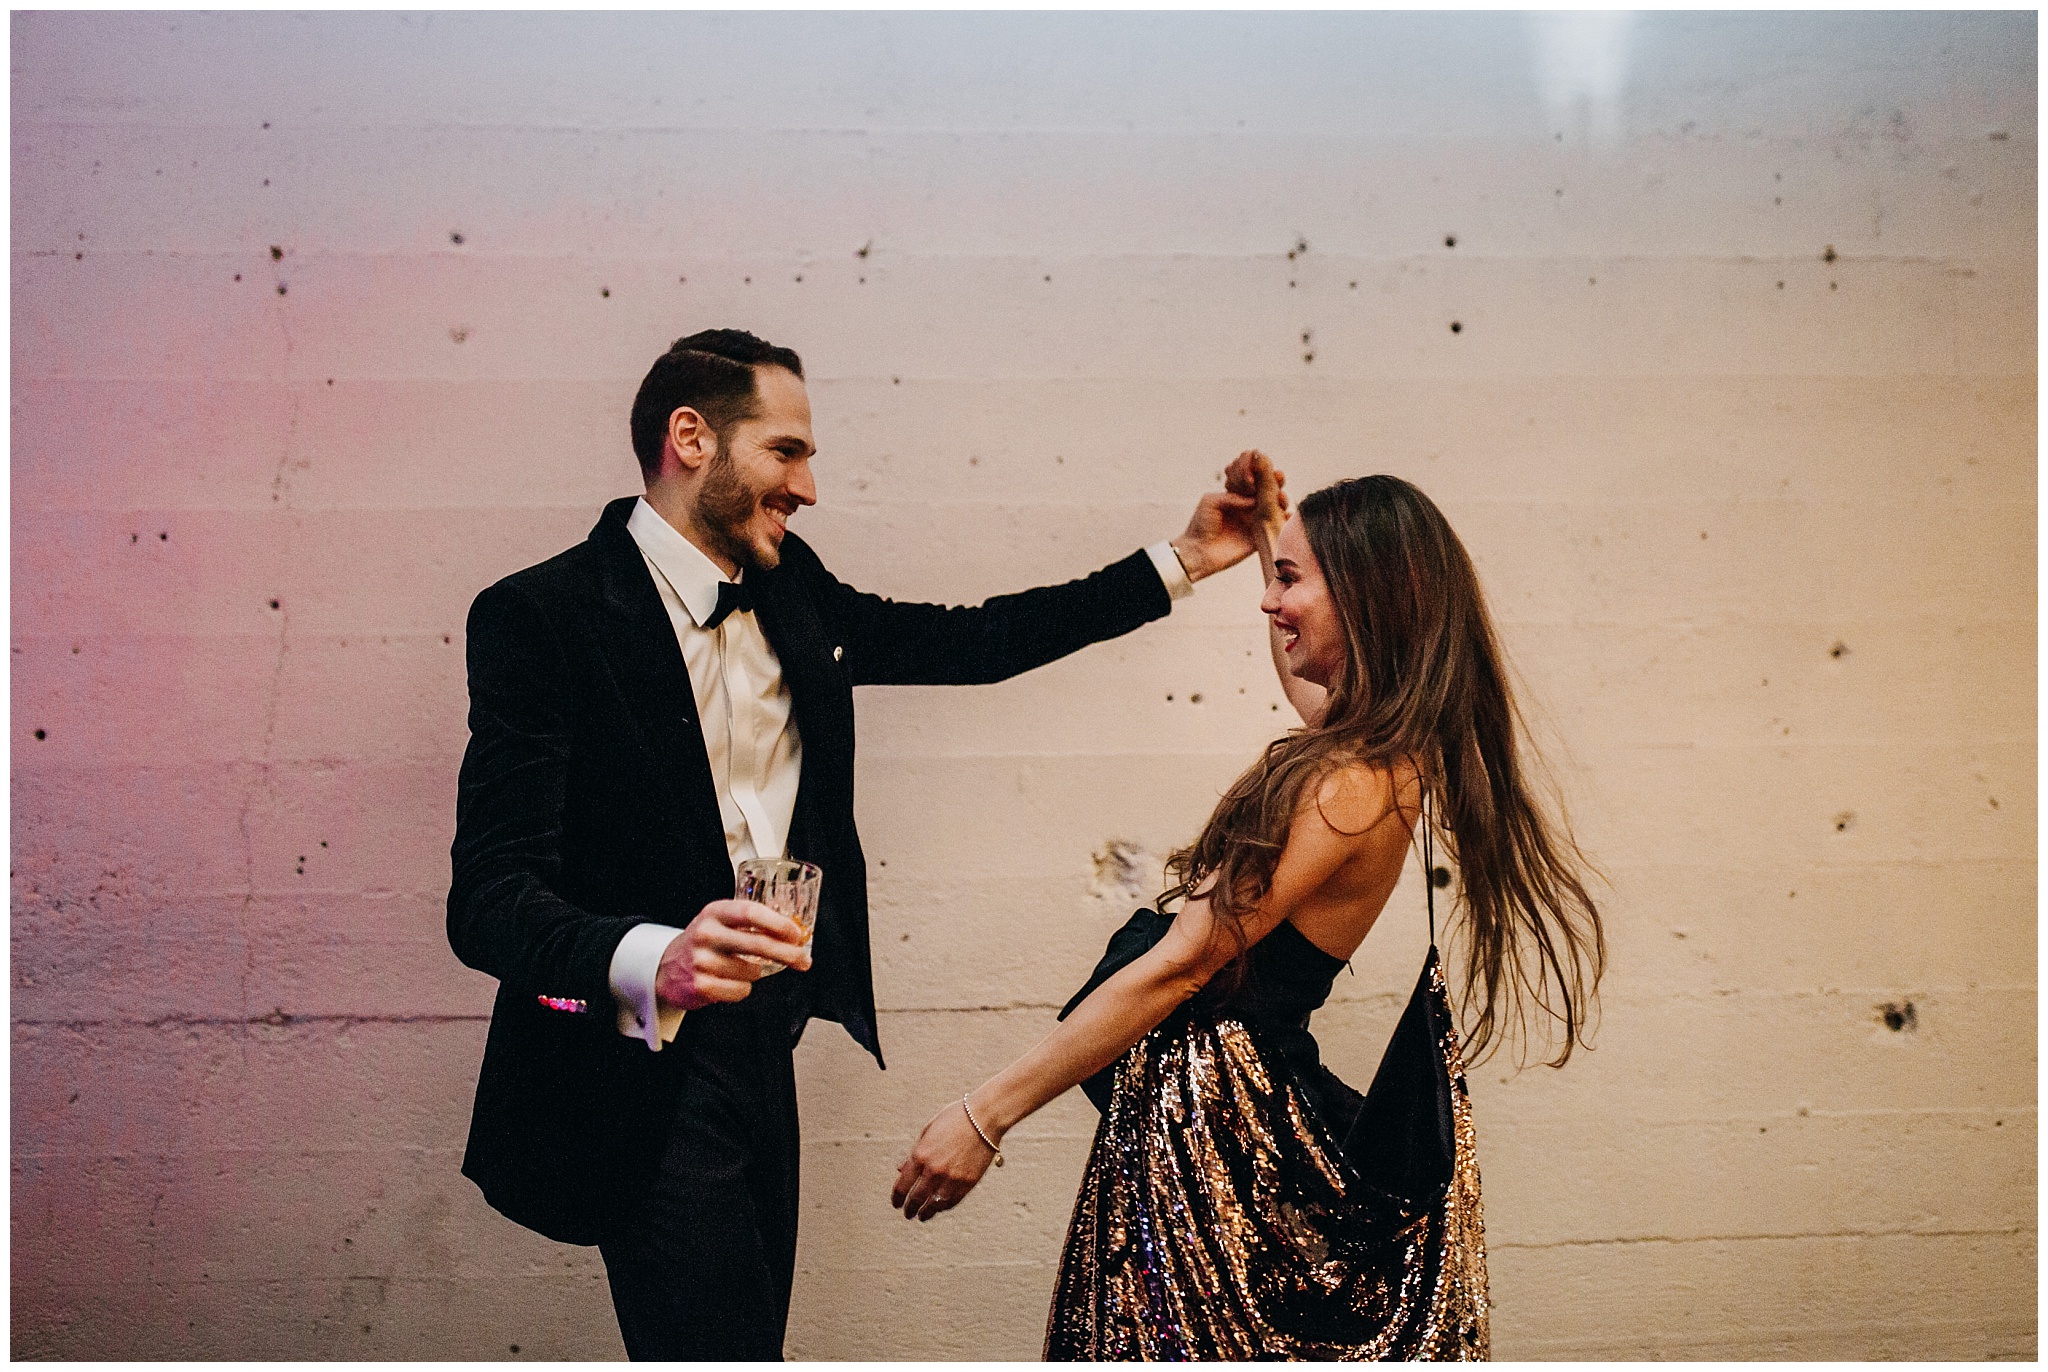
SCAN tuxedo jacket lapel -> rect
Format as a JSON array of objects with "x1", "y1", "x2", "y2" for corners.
[
  {"x1": 752, "y1": 563, "x2": 850, "y2": 779},
  {"x1": 585, "y1": 499, "x2": 728, "y2": 855}
]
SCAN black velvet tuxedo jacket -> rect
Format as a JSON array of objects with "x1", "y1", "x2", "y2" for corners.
[{"x1": 449, "y1": 496, "x2": 1171, "y2": 1244}]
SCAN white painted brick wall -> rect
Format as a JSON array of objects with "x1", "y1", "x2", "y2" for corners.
[{"x1": 12, "y1": 12, "x2": 2035, "y2": 1359}]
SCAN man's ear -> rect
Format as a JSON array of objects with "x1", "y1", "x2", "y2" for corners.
[{"x1": 665, "y1": 406, "x2": 718, "y2": 475}]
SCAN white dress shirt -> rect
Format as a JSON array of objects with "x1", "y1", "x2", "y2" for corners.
[{"x1": 607, "y1": 497, "x2": 1195, "y2": 1051}]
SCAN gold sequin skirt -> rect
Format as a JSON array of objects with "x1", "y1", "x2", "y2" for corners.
[{"x1": 1043, "y1": 962, "x2": 1489, "y2": 1361}]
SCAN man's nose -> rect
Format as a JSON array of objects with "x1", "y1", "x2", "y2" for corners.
[{"x1": 786, "y1": 457, "x2": 818, "y2": 506}]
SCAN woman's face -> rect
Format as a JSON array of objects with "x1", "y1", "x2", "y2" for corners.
[{"x1": 1261, "y1": 514, "x2": 1347, "y2": 688}]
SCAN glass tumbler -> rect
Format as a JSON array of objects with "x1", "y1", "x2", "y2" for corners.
[{"x1": 735, "y1": 858, "x2": 822, "y2": 975}]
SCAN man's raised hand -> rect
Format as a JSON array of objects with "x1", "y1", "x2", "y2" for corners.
[
  {"x1": 655, "y1": 899, "x2": 812, "y2": 1012},
  {"x1": 1171, "y1": 450, "x2": 1289, "y2": 581},
  {"x1": 1224, "y1": 449, "x2": 1289, "y2": 546}
]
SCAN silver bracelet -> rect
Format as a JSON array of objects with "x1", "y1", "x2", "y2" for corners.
[{"x1": 961, "y1": 1094, "x2": 1004, "y2": 1168}]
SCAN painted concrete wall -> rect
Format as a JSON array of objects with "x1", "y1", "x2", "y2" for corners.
[{"x1": 12, "y1": 11, "x2": 2034, "y2": 1360}]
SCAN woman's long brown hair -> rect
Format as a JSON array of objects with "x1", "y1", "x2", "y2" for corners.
[{"x1": 1163, "y1": 475, "x2": 1605, "y2": 1067}]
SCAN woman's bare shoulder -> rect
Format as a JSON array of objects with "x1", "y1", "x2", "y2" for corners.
[{"x1": 1303, "y1": 757, "x2": 1414, "y2": 841}]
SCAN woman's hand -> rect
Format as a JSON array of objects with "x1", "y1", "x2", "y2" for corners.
[{"x1": 891, "y1": 1095, "x2": 1001, "y2": 1221}]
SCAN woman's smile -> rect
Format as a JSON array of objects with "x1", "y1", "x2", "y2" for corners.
[{"x1": 1262, "y1": 515, "x2": 1343, "y2": 687}]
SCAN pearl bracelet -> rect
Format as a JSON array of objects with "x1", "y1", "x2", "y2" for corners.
[{"x1": 961, "y1": 1094, "x2": 1004, "y2": 1168}]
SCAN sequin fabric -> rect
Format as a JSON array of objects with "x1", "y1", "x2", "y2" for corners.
[{"x1": 1044, "y1": 954, "x2": 1489, "y2": 1361}]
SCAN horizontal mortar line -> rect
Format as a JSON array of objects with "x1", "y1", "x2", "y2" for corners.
[
  {"x1": 1484, "y1": 1106, "x2": 2041, "y2": 1127},
  {"x1": 18, "y1": 982, "x2": 2029, "y2": 1029},
  {"x1": 19, "y1": 114, "x2": 2041, "y2": 142},
  {"x1": 15, "y1": 1145, "x2": 473, "y2": 1161},
  {"x1": 873, "y1": 984, "x2": 2040, "y2": 1015},
  {"x1": 11, "y1": 1012, "x2": 490, "y2": 1029},
  {"x1": 14, "y1": 368, "x2": 2039, "y2": 389},
  {"x1": 15, "y1": 494, "x2": 2044, "y2": 513},
  {"x1": 9, "y1": 239, "x2": 2026, "y2": 269},
  {"x1": 10, "y1": 1272, "x2": 612, "y2": 1293},
  {"x1": 1491, "y1": 1223, "x2": 2032, "y2": 1250},
  {"x1": 1503, "y1": 1345, "x2": 2041, "y2": 1364}
]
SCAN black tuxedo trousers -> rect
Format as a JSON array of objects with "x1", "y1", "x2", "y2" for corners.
[
  {"x1": 448, "y1": 498, "x2": 1170, "y2": 1357},
  {"x1": 598, "y1": 971, "x2": 804, "y2": 1360}
]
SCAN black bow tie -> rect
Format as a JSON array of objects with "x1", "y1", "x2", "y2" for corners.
[{"x1": 704, "y1": 578, "x2": 756, "y2": 630}]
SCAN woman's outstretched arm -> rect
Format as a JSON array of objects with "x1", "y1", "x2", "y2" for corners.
[{"x1": 890, "y1": 766, "x2": 1397, "y2": 1221}]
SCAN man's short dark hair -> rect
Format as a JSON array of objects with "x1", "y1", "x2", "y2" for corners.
[{"x1": 629, "y1": 329, "x2": 805, "y2": 477}]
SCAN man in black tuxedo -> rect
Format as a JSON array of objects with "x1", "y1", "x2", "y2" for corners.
[{"x1": 448, "y1": 329, "x2": 1268, "y2": 1359}]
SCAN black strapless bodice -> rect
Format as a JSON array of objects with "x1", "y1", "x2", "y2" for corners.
[{"x1": 1210, "y1": 920, "x2": 1366, "y2": 1143}]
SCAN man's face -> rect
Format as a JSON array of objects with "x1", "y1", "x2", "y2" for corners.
[{"x1": 694, "y1": 365, "x2": 817, "y2": 572}]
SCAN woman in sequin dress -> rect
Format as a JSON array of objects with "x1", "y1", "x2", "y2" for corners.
[{"x1": 892, "y1": 457, "x2": 1605, "y2": 1360}]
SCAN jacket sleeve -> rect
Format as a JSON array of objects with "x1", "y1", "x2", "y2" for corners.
[
  {"x1": 446, "y1": 578, "x2": 636, "y2": 1006},
  {"x1": 814, "y1": 546, "x2": 1174, "y2": 688}
]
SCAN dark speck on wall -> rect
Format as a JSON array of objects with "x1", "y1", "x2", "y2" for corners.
[
  {"x1": 1449, "y1": 321, "x2": 1462, "y2": 334},
  {"x1": 1822, "y1": 245, "x2": 1838, "y2": 263},
  {"x1": 1444, "y1": 235, "x2": 1456, "y2": 248},
  {"x1": 270, "y1": 245, "x2": 283, "y2": 261},
  {"x1": 450, "y1": 231, "x2": 465, "y2": 245},
  {"x1": 600, "y1": 287, "x2": 610, "y2": 298},
  {"x1": 33, "y1": 729, "x2": 46, "y2": 741}
]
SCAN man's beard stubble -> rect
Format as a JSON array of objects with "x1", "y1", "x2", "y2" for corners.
[{"x1": 696, "y1": 444, "x2": 776, "y2": 572}]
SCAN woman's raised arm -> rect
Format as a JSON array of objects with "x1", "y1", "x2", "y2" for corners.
[{"x1": 1227, "y1": 450, "x2": 1329, "y2": 726}]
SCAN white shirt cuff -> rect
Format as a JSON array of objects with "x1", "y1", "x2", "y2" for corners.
[
  {"x1": 609, "y1": 922, "x2": 688, "y2": 1051},
  {"x1": 1145, "y1": 541, "x2": 1195, "y2": 602}
]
